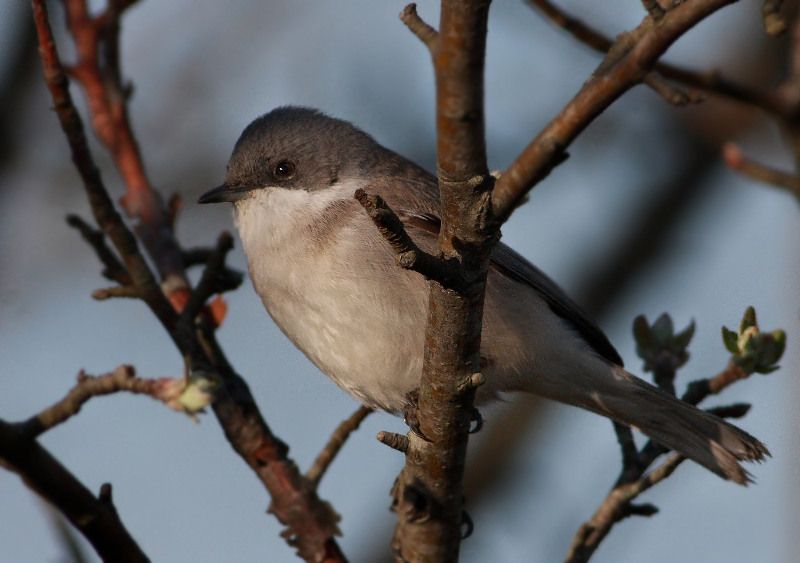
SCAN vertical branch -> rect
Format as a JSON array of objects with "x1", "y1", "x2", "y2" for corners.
[{"x1": 393, "y1": 2, "x2": 495, "y2": 561}]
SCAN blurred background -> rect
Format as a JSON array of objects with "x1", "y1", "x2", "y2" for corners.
[{"x1": 1, "y1": 1, "x2": 798, "y2": 561}]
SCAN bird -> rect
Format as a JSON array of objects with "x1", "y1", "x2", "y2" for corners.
[{"x1": 199, "y1": 106, "x2": 767, "y2": 484}]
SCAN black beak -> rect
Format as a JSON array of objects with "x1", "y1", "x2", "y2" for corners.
[{"x1": 198, "y1": 184, "x2": 253, "y2": 204}]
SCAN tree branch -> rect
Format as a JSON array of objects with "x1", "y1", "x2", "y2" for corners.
[
  {"x1": 0, "y1": 420, "x2": 149, "y2": 563},
  {"x1": 32, "y1": 0, "x2": 178, "y2": 337},
  {"x1": 565, "y1": 455, "x2": 685, "y2": 563},
  {"x1": 354, "y1": 188, "x2": 463, "y2": 286},
  {"x1": 528, "y1": 0, "x2": 782, "y2": 117},
  {"x1": 493, "y1": 0, "x2": 743, "y2": 223}
]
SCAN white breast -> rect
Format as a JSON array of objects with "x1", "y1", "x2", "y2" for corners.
[{"x1": 233, "y1": 181, "x2": 427, "y2": 412}]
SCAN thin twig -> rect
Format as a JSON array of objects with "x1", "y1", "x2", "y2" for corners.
[
  {"x1": 354, "y1": 188, "x2": 462, "y2": 286},
  {"x1": 377, "y1": 431, "x2": 410, "y2": 454},
  {"x1": 613, "y1": 422, "x2": 641, "y2": 483},
  {"x1": 723, "y1": 142, "x2": 800, "y2": 196},
  {"x1": 644, "y1": 72, "x2": 704, "y2": 106},
  {"x1": 66, "y1": 215, "x2": 131, "y2": 284},
  {"x1": 18, "y1": 366, "x2": 188, "y2": 438},
  {"x1": 179, "y1": 231, "x2": 239, "y2": 325},
  {"x1": 92, "y1": 285, "x2": 141, "y2": 300},
  {"x1": 565, "y1": 455, "x2": 685, "y2": 563},
  {"x1": 306, "y1": 406, "x2": 373, "y2": 489}
]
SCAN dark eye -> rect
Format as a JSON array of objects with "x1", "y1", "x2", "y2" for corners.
[{"x1": 273, "y1": 160, "x2": 296, "y2": 179}]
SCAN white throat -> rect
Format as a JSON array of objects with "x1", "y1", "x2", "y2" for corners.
[{"x1": 233, "y1": 180, "x2": 362, "y2": 250}]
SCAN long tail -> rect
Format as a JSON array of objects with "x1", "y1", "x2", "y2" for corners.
[{"x1": 580, "y1": 368, "x2": 769, "y2": 484}]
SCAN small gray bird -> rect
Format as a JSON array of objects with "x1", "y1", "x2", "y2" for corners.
[{"x1": 200, "y1": 107, "x2": 767, "y2": 483}]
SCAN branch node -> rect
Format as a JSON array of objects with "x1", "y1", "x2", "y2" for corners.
[
  {"x1": 377, "y1": 431, "x2": 409, "y2": 454},
  {"x1": 458, "y1": 372, "x2": 485, "y2": 393},
  {"x1": 355, "y1": 188, "x2": 461, "y2": 286},
  {"x1": 98, "y1": 482, "x2": 114, "y2": 506},
  {"x1": 400, "y1": 3, "x2": 439, "y2": 52},
  {"x1": 723, "y1": 142, "x2": 800, "y2": 195},
  {"x1": 762, "y1": 0, "x2": 788, "y2": 36},
  {"x1": 641, "y1": 0, "x2": 666, "y2": 20},
  {"x1": 644, "y1": 73, "x2": 704, "y2": 106},
  {"x1": 92, "y1": 285, "x2": 141, "y2": 300}
]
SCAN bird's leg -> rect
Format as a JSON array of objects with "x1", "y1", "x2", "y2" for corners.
[
  {"x1": 468, "y1": 407, "x2": 483, "y2": 434},
  {"x1": 460, "y1": 507, "x2": 474, "y2": 539},
  {"x1": 402, "y1": 389, "x2": 430, "y2": 441}
]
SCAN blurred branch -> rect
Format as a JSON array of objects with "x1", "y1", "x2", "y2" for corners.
[
  {"x1": 307, "y1": 406, "x2": 373, "y2": 489},
  {"x1": 30, "y1": 1, "x2": 346, "y2": 560},
  {"x1": 0, "y1": 6, "x2": 38, "y2": 170},
  {"x1": 528, "y1": 0, "x2": 783, "y2": 117},
  {"x1": 0, "y1": 420, "x2": 149, "y2": 563},
  {"x1": 723, "y1": 142, "x2": 800, "y2": 196},
  {"x1": 44, "y1": 505, "x2": 89, "y2": 563}
]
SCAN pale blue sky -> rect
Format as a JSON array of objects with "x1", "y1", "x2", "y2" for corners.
[{"x1": 1, "y1": 1, "x2": 798, "y2": 562}]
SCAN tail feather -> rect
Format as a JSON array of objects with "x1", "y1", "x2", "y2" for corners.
[{"x1": 589, "y1": 369, "x2": 769, "y2": 484}]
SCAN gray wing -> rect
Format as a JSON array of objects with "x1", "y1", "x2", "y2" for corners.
[
  {"x1": 371, "y1": 160, "x2": 623, "y2": 366},
  {"x1": 490, "y1": 242, "x2": 623, "y2": 366}
]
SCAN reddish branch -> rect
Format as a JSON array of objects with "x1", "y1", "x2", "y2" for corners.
[
  {"x1": 723, "y1": 142, "x2": 800, "y2": 195},
  {"x1": 62, "y1": 0, "x2": 186, "y2": 294},
  {"x1": 0, "y1": 420, "x2": 149, "y2": 563},
  {"x1": 29, "y1": 1, "x2": 347, "y2": 560}
]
